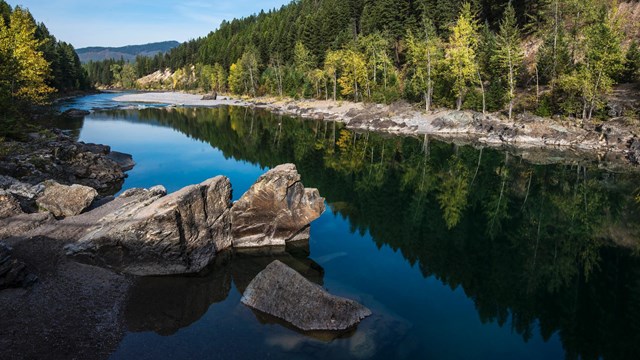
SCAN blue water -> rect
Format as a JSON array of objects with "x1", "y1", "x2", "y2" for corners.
[{"x1": 54, "y1": 93, "x2": 640, "y2": 360}]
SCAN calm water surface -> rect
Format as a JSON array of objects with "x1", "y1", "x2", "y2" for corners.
[{"x1": 57, "y1": 93, "x2": 640, "y2": 360}]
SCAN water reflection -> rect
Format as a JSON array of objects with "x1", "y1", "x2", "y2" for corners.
[
  {"x1": 125, "y1": 242, "x2": 324, "y2": 336},
  {"x1": 94, "y1": 106, "x2": 640, "y2": 359}
]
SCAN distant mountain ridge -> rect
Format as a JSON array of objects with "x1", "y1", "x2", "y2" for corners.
[{"x1": 76, "y1": 41, "x2": 180, "y2": 63}]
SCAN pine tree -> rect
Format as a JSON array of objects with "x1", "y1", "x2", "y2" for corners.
[
  {"x1": 494, "y1": 2, "x2": 524, "y2": 119},
  {"x1": 557, "y1": 3, "x2": 625, "y2": 120},
  {"x1": 622, "y1": 40, "x2": 640, "y2": 83}
]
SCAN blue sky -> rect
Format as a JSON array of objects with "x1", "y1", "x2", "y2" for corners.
[{"x1": 7, "y1": 0, "x2": 291, "y2": 48}]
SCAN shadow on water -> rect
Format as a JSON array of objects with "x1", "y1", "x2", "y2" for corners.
[{"x1": 89, "y1": 106, "x2": 640, "y2": 359}]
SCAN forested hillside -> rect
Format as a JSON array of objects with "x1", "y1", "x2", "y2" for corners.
[
  {"x1": 76, "y1": 41, "x2": 180, "y2": 63},
  {"x1": 90, "y1": 0, "x2": 640, "y2": 121},
  {"x1": 0, "y1": 0, "x2": 89, "y2": 125}
]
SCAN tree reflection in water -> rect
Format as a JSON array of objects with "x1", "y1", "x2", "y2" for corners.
[{"x1": 101, "y1": 106, "x2": 640, "y2": 359}]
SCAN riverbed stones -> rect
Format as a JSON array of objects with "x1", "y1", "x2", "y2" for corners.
[
  {"x1": 231, "y1": 164, "x2": 325, "y2": 248},
  {"x1": 241, "y1": 260, "x2": 371, "y2": 331},
  {"x1": 36, "y1": 181, "x2": 98, "y2": 218}
]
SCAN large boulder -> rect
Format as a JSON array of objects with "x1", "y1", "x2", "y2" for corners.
[
  {"x1": 67, "y1": 177, "x2": 232, "y2": 276},
  {"x1": 241, "y1": 260, "x2": 371, "y2": 332},
  {"x1": 36, "y1": 181, "x2": 98, "y2": 218},
  {"x1": 231, "y1": 164, "x2": 325, "y2": 248}
]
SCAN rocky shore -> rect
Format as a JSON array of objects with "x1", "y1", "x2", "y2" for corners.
[
  {"x1": 112, "y1": 92, "x2": 640, "y2": 169},
  {"x1": 0, "y1": 154, "x2": 376, "y2": 358}
]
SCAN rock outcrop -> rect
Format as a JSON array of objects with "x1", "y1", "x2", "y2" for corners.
[
  {"x1": 67, "y1": 177, "x2": 232, "y2": 276},
  {"x1": 0, "y1": 130, "x2": 130, "y2": 195},
  {"x1": 36, "y1": 181, "x2": 98, "y2": 218},
  {"x1": 15, "y1": 164, "x2": 324, "y2": 276},
  {"x1": 241, "y1": 260, "x2": 371, "y2": 332},
  {"x1": 231, "y1": 164, "x2": 325, "y2": 248}
]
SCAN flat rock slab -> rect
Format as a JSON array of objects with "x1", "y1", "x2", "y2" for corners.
[{"x1": 241, "y1": 260, "x2": 371, "y2": 332}]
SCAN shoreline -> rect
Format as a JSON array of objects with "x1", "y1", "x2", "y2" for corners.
[{"x1": 112, "y1": 92, "x2": 640, "y2": 170}]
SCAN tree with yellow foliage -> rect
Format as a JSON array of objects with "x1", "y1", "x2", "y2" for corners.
[
  {"x1": 445, "y1": 3, "x2": 479, "y2": 111},
  {"x1": 0, "y1": 6, "x2": 53, "y2": 108}
]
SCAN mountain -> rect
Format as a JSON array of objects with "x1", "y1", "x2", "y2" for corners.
[{"x1": 75, "y1": 41, "x2": 180, "y2": 63}]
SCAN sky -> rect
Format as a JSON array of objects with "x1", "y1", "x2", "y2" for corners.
[{"x1": 6, "y1": 0, "x2": 291, "y2": 48}]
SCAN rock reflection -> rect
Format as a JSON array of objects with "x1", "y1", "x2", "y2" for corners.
[{"x1": 124, "y1": 240, "x2": 324, "y2": 336}]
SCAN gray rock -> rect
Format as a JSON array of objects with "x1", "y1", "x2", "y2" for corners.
[
  {"x1": 0, "y1": 242, "x2": 36, "y2": 290},
  {"x1": 231, "y1": 164, "x2": 325, "y2": 248},
  {"x1": 241, "y1": 260, "x2": 371, "y2": 331},
  {"x1": 107, "y1": 151, "x2": 136, "y2": 171},
  {"x1": 36, "y1": 181, "x2": 98, "y2": 218},
  {"x1": 63, "y1": 108, "x2": 91, "y2": 117},
  {"x1": 0, "y1": 192, "x2": 23, "y2": 219},
  {"x1": 0, "y1": 176, "x2": 45, "y2": 201},
  {"x1": 68, "y1": 176, "x2": 232, "y2": 276},
  {"x1": 0, "y1": 213, "x2": 54, "y2": 240}
]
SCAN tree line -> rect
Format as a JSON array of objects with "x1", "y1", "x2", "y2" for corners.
[
  {"x1": 87, "y1": 0, "x2": 640, "y2": 121},
  {"x1": 0, "y1": 0, "x2": 89, "y2": 124}
]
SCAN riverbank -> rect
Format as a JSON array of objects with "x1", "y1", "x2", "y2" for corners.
[{"x1": 113, "y1": 92, "x2": 640, "y2": 170}]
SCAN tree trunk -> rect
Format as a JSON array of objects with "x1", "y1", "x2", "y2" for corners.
[
  {"x1": 427, "y1": 49, "x2": 432, "y2": 112},
  {"x1": 478, "y1": 70, "x2": 486, "y2": 114},
  {"x1": 535, "y1": 64, "x2": 539, "y2": 105},
  {"x1": 508, "y1": 49, "x2": 514, "y2": 120},
  {"x1": 587, "y1": 70, "x2": 603, "y2": 121}
]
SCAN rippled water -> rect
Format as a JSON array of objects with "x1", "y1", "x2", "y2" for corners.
[{"x1": 57, "y1": 93, "x2": 640, "y2": 360}]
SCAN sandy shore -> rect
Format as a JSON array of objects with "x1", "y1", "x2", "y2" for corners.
[
  {"x1": 112, "y1": 92, "x2": 640, "y2": 169},
  {"x1": 113, "y1": 92, "x2": 249, "y2": 107}
]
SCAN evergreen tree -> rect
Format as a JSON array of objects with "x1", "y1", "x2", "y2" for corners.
[
  {"x1": 493, "y1": 2, "x2": 524, "y2": 119},
  {"x1": 622, "y1": 40, "x2": 640, "y2": 83}
]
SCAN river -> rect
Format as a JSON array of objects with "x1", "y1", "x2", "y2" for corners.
[{"x1": 56, "y1": 93, "x2": 640, "y2": 360}]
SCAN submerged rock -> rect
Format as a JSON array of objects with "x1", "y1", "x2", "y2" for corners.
[
  {"x1": 62, "y1": 108, "x2": 91, "y2": 117},
  {"x1": 67, "y1": 177, "x2": 232, "y2": 276},
  {"x1": 241, "y1": 260, "x2": 371, "y2": 332},
  {"x1": 36, "y1": 181, "x2": 98, "y2": 218},
  {"x1": 231, "y1": 164, "x2": 325, "y2": 248}
]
